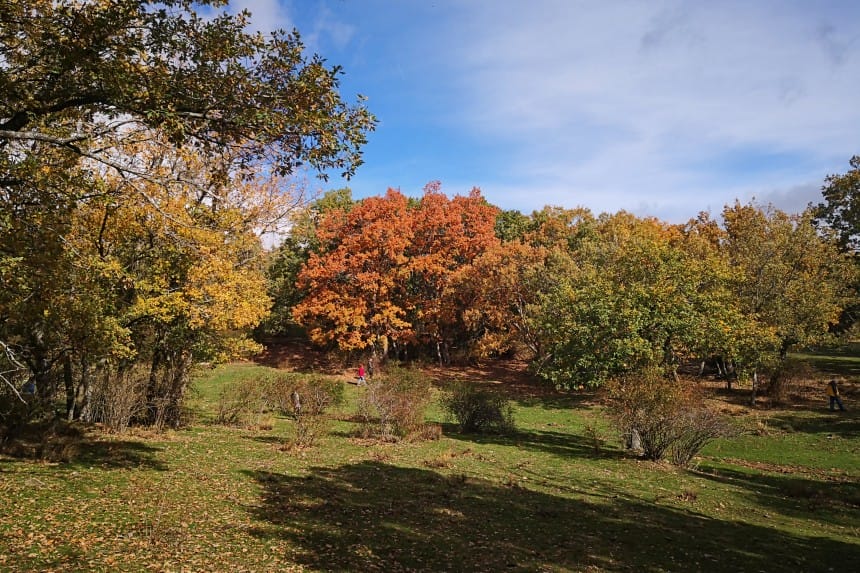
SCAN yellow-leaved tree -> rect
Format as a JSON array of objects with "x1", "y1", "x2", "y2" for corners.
[{"x1": 62, "y1": 142, "x2": 298, "y2": 427}]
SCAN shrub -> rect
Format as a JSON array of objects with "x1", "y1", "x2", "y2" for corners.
[
  {"x1": 607, "y1": 367, "x2": 732, "y2": 465},
  {"x1": 216, "y1": 375, "x2": 268, "y2": 427},
  {"x1": 668, "y1": 408, "x2": 737, "y2": 467},
  {"x1": 607, "y1": 368, "x2": 686, "y2": 460},
  {"x1": 583, "y1": 424, "x2": 606, "y2": 456},
  {"x1": 216, "y1": 372, "x2": 343, "y2": 446},
  {"x1": 766, "y1": 358, "x2": 814, "y2": 404},
  {"x1": 89, "y1": 367, "x2": 148, "y2": 433},
  {"x1": 268, "y1": 373, "x2": 343, "y2": 448},
  {"x1": 269, "y1": 374, "x2": 343, "y2": 418},
  {"x1": 356, "y1": 365, "x2": 432, "y2": 440},
  {"x1": 442, "y1": 382, "x2": 515, "y2": 434}
]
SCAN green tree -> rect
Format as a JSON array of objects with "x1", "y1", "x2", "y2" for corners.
[
  {"x1": 814, "y1": 156, "x2": 860, "y2": 252},
  {"x1": 0, "y1": 0, "x2": 375, "y2": 182},
  {"x1": 261, "y1": 189, "x2": 356, "y2": 337},
  {"x1": 535, "y1": 213, "x2": 739, "y2": 389},
  {"x1": 0, "y1": 1, "x2": 373, "y2": 428},
  {"x1": 494, "y1": 209, "x2": 533, "y2": 242},
  {"x1": 722, "y1": 203, "x2": 855, "y2": 402},
  {"x1": 813, "y1": 156, "x2": 860, "y2": 334}
]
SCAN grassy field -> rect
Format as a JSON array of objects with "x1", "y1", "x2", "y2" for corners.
[{"x1": 1, "y1": 358, "x2": 859, "y2": 572}]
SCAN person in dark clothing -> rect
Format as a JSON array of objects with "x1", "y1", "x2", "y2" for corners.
[{"x1": 826, "y1": 378, "x2": 846, "y2": 412}]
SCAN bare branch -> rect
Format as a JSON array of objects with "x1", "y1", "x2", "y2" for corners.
[
  {"x1": 0, "y1": 129, "x2": 89, "y2": 147},
  {"x1": 0, "y1": 341, "x2": 27, "y2": 404}
]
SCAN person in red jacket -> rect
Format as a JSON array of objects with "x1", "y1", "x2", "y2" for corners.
[{"x1": 357, "y1": 364, "x2": 366, "y2": 385}]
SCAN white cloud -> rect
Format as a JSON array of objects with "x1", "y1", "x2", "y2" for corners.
[
  {"x1": 229, "y1": 0, "x2": 293, "y2": 33},
  {"x1": 226, "y1": 1, "x2": 355, "y2": 54},
  {"x1": 433, "y1": 0, "x2": 860, "y2": 220}
]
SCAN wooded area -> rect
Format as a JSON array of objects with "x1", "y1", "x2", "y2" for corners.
[
  {"x1": 1, "y1": 3, "x2": 859, "y2": 571},
  {"x1": 0, "y1": 0, "x2": 375, "y2": 433},
  {"x1": 1, "y1": 0, "x2": 858, "y2": 438},
  {"x1": 274, "y1": 185, "x2": 857, "y2": 391}
]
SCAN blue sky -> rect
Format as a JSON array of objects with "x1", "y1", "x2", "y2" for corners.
[{"x1": 230, "y1": 0, "x2": 860, "y2": 222}]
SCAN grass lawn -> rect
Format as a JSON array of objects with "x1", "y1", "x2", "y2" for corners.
[{"x1": 1, "y1": 358, "x2": 859, "y2": 572}]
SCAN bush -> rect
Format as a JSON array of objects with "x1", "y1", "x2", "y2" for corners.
[
  {"x1": 89, "y1": 367, "x2": 148, "y2": 433},
  {"x1": 766, "y1": 358, "x2": 814, "y2": 404},
  {"x1": 442, "y1": 382, "x2": 515, "y2": 434},
  {"x1": 607, "y1": 367, "x2": 732, "y2": 465},
  {"x1": 668, "y1": 408, "x2": 737, "y2": 467},
  {"x1": 267, "y1": 373, "x2": 343, "y2": 448},
  {"x1": 356, "y1": 365, "x2": 432, "y2": 440},
  {"x1": 267, "y1": 373, "x2": 343, "y2": 418},
  {"x1": 607, "y1": 368, "x2": 685, "y2": 460},
  {"x1": 216, "y1": 372, "x2": 344, "y2": 443},
  {"x1": 216, "y1": 375, "x2": 269, "y2": 427}
]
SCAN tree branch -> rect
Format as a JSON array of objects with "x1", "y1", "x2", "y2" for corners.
[{"x1": 0, "y1": 341, "x2": 27, "y2": 404}]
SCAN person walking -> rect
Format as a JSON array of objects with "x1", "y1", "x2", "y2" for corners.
[
  {"x1": 826, "y1": 378, "x2": 846, "y2": 412},
  {"x1": 357, "y1": 364, "x2": 366, "y2": 385}
]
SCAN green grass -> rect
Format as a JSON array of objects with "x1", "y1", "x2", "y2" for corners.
[
  {"x1": 791, "y1": 342, "x2": 860, "y2": 377},
  {"x1": 1, "y1": 362, "x2": 859, "y2": 572}
]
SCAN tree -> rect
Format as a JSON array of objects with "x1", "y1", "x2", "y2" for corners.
[
  {"x1": 0, "y1": 0, "x2": 374, "y2": 429},
  {"x1": 293, "y1": 189, "x2": 415, "y2": 357},
  {"x1": 451, "y1": 241, "x2": 553, "y2": 361},
  {"x1": 722, "y1": 203, "x2": 855, "y2": 401},
  {"x1": 292, "y1": 185, "x2": 500, "y2": 364},
  {"x1": 261, "y1": 189, "x2": 356, "y2": 337},
  {"x1": 0, "y1": 0, "x2": 375, "y2": 183},
  {"x1": 534, "y1": 212, "x2": 739, "y2": 389},
  {"x1": 408, "y1": 183, "x2": 499, "y2": 364},
  {"x1": 814, "y1": 156, "x2": 860, "y2": 252},
  {"x1": 813, "y1": 156, "x2": 860, "y2": 334},
  {"x1": 60, "y1": 143, "x2": 280, "y2": 426},
  {"x1": 494, "y1": 209, "x2": 533, "y2": 242}
]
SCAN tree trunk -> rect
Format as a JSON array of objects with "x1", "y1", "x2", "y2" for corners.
[
  {"x1": 32, "y1": 354, "x2": 52, "y2": 401},
  {"x1": 749, "y1": 370, "x2": 758, "y2": 406},
  {"x1": 78, "y1": 359, "x2": 93, "y2": 423},
  {"x1": 146, "y1": 348, "x2": 163, "y2": 424},
  {"x1": 627, "y1": 428, "x2": 642, "y2": 452},
  {"x1": 64, "y1": 354, "x2": 75, "y2": 421}
]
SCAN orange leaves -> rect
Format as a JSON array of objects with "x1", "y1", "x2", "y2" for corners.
[
  {"x1": 293, "y1": 185, "x2": 500, "y2": 353},
  {"x1": 294, "y1": 189, "x2": 414, "y2": 350},
  {"x1": 451, "y1": 241, "x2": 548, "y2": 358}
]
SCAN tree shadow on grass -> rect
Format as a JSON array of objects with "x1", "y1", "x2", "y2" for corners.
[
  {"x1": 247, "y1": 434, "x2": 284, "y2": 445},
  {"x1": 1, "y1": 422, "x2": 167, "y2": 471},
  {"x1": 253, "y1": 336, "x2": 343, "y2": 374},
  {"x1": 764, "y1": 411, "x2": 860, "y2": 439},
  {"x1": 694, "y1": 464, "x2": 860, "y2": 530},
  {"x1": 444, "y1": 426, "x2": 625, "y2": 461},
  {"x1": 243, "y1": 461, "x2": 858, "y2": 572},
  {"x1": 511, "y1": 391, "x2": 601, "y2": 411},
  {"x1": 67, "y1": 438, "x2": 167, "y2": 471}
]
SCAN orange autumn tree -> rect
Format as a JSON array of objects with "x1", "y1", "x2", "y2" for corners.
[
  {"x1": 293, "y1": 185, "x2": 500, "y2": 363},
  {"x1": 450, "y1": 240, "x2": 552, "y2": 361},
  {"x1": 409, "y1": 183, "x2": 500, "y2": 364},
  {"x1": 293, "y1": 189, "x2": 415, "y2": 358}
]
